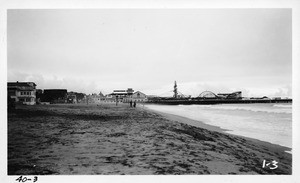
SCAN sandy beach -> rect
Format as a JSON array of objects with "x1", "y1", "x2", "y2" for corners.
[{"x1": 7, "y1": 103, "x2": 292, "y2": 175}]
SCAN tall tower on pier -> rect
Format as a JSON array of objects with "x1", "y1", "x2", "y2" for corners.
[{"x1": 173, "y1": 81, "x2": 178, "y2": 98}]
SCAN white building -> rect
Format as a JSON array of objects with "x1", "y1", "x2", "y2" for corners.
[
  {"x1": 131, "y1": 91, "x2": 148, "y2": 102},
  {"x1": 89, "y1": 93, "x2": 106, "y2": 103},
  {"x1": 8, "y1": 82, "x2": 37, "y2": 105},
  {"x1": 106, "y1": 88, "x2": 134, "y2": 102}
]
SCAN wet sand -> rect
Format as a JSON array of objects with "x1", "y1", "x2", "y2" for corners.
[
  {"x1": 146, "y1": 106, "x2": 292, "y2": 154},
  {"x1": 7, "y1": 103, "x2": 292, "y2": 175}
]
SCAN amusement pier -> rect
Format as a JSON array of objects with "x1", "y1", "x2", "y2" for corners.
[{"x1": 147, "y1": 81, "x2": 292, "y2": 105}]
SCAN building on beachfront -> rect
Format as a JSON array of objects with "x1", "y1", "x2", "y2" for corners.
[
  {"x1": 104, "y1": 94, "x2": 115, "y2": 102},
  {"x1": 66, "y1": 92, "x2": 86, "y2": 104},
  {"x1": 88, "y1": 92, "x2": 106, "y2": 104},
  {"x1": 7, "y1": 81, "x2": 37, "y2": 105},
  {"x1": 36, "y1": 89, "x2": 85, "y2": 104},
  {"x1": 36, "y1": 89, "x2": 44, "y2": 104},
  {"x1": 67, "y1": 92, "x2": 77, "y2": 104},
  {"x1": 131, "y1": 91, "x2": 148, "y2": 102},
  {"x1": 43, "y1": 89, "x2": 68, "y2": 104},
  {"x1": 122, "y1": 91, "x2": 148, "y2": 103},
  {"x1": 73, "y1": 92, "x2": 85, "y2": 103},
  {"x1": 105, "y1": 88, "x2": 134, "y2": 102}
]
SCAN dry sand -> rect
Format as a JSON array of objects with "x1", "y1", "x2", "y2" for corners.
[{"x1": 7, "y1": 103, "x2": 292, "y2": 175}]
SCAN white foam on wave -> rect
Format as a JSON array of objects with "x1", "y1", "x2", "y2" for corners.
[
  {"x1": 273, "y1": 104, "x2": 292, "y2": 108},
  {"x1": 146, "y1": 104, "x2": 292, "y2": 148},
  {"x1": 206, "y1": 104, "x2": 292, "y2": 114}
]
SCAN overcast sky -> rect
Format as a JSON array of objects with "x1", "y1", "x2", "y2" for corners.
[{"x1": 7, "y1": 9, "x2": 292, "y2": 97}]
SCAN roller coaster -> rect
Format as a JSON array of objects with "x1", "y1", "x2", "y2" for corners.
[
  {"x1": 198, "y1": 91, "x2": 242, "y2": 99},
  {"x1": 198, "y1": 91, "x2": 219, "y2": 99}
]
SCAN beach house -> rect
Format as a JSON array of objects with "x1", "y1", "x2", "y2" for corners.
[{"x1": 7, "y1": 81, "x2": 37, "y2": 105}]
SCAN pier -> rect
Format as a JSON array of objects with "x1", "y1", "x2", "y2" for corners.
[
  {"x1": 147, "y1": 98, "x2": 292, "y2": 105},
  {"x1": 146, "y1": 81, "x2": 292, "y2": 105}
]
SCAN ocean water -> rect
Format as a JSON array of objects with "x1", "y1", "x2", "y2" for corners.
[{"x1": 145, "y1": 103, "x2": 292, "y2": 148}]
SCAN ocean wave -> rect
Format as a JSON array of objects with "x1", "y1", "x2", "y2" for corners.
[
  {"x1": 204, "y1": 105, "x2": 292, "y2": 114},
  {"x1": 273, "y1": 104, "x2": 292, "y2": 108},
  {"x1": 154, "y1": 104, "x2": 292, "y2": 114},
  {"x1": 147, "y1": 104, "x2": 292, "y2": 148}
]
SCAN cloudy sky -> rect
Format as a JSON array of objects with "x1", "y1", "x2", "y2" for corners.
[{"x1": 7, "y1": 9, "x2": 292, "y2": 97}]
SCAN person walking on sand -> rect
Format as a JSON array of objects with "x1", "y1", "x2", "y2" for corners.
[
  {"x1": 133, "y1": 100, "x2": 136, "y2": 108},
  {"x1": 130, "y1": 100, "x2": 132, "y2": 107}
]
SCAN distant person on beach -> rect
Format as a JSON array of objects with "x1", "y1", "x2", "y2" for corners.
[
  {"x1": 133, "y1": 101, "x2": 136, "y2": 108},
  {"x1": 130, "y1": 100, "x2": 132, "y2": 107}
]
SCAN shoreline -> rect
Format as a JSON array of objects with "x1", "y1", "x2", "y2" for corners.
[
  {"x1": 8, "y1": 103, "x2": 292, "y2": 175},
  {"x1": 143, "y1": 105, "x2": 228, "y2": 133},
  {"x1": 143, "y1": 104, "x2": 292, "y2": 153}
]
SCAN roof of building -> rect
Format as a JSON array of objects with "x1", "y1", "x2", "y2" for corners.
[
  {"x1": 99, "y1": 92, "x2": 105, "y2": 97},
  {"x1": 44, "y1": 89, "x2": 67, "y2": 92},
  {"x1": 111, "y1": 92, "x2": 128, "y2": 95},
  {"x1": 112, "y1": 88, "x2": 134, "y2": 95},
  {"x1": 8, "y1": 82, "x2": 36, "y2": 87},
  {"x1": 133, "y1": 91, "x2": 147, "y2": 96}
]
